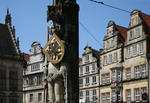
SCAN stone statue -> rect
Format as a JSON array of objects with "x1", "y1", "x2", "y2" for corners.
[
  {"x1": 43, "y1": 61, "x2": 67, "y2": 103},
  {"x1": 44, "y1": 0, "x2": 79, "y2": 102},
  {"x1": 53, "y1": 0, "x2": 62, "y2": 6}
]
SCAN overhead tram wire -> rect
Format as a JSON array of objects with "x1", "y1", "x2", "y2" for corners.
[
  {"x1": 89, "y1": 0, "x2": 131, "y2": 13},
  {"x1": 79, "y1": 22, "x2": 103, "y2": 48}
]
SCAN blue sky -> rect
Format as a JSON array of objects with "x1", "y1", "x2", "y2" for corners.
[{"x1": 0, "y1": 0, "x2": 150, "y2": 57}]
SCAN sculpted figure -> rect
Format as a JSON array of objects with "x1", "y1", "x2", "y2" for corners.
[
  {"x1": 44, "y1": 61, "x2": 66, "y2": 103},
  {"x1": 53, "y1": 0, "x2": 62, "y2": 6}
]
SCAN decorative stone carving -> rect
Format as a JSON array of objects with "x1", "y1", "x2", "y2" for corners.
[{"x1": 43, "y1": 61, "x2": 66, "y2": 103}]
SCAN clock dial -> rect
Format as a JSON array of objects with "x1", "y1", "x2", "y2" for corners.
[{"x1": 43, "y1": 33, "x2": 65, "y2": 64}]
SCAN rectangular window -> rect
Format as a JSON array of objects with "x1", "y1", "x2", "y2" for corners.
[
  {"x1": 126, "y1": 47, "x2": 130, "y2": 59},
  {"x1": 129, "y1": 30, "x2": 134, "y2": 40},
  {"x1": 112, "y1": 70, "x2": 116, "y2": 82},
  {"x1": 106, "y1": 73, "x2": 110, "y2": 84},
  {"x1": 101, "y1": 74, "x2": 105, "y2": 85},
  {"x1": 9, "y1": 71, "x2": 18, "y2": 91},
  {"x1": 31, "y1": 63, "x2": 40, "y2": 72},
  {"x1": 80, "y1": 66, "x2": 83, "y2": 75},
  {"x1": 30, "y1": 94, "x2": 33, "y2": 102},
  {"x1": 85, "y1": 55, "x2": 89, "y2": 62},
  {"x1": 112, "y1": 89, "x2": 116, "y2": 102},
  {"x1": 37, "y1": 75, "x2": 42, "y2": 85},
  {"x1": 135, "y1": 66, "x2": 140, "y2": 79},
  {"x1": 86, "y1": 91, "x2": 89, "y2": 101},
  {"x1": 126, "y1": 89, "x2": 131, "y2": 103},
  {"x1": 141, "y1": 87, "x2": 147, "y2": 93},
  {"x1": 85, "y1": 66, "x2": 89, "y2": 73},
  {"x1": 118, "y1": 90, "x2": 121, "y2": 101},
  {"x1": 117, "y1": 70, "x2": 121, "y2": 82},
  {"x1": 134, "y1": 88, "x2": 140, "y2": 102},
  {"x1": 139, "y1": 42, "x2": 144, "y2": 55},
  {"x1": 0, "y1": 70, "x2": 6, "y2": 90},
  {"x1": 102, "y1": 93, "x2": 105, "y2": 103},
  {"x1": 85, "y1": 77, "x2": 89, "y2": 84},
  {"x1": 141, "y1": 64, "x2": 146, "y2": 78},
  {"x1": 38, "y1": 93, "x2": 42, "y2": 102},
  {"x1": 111, "y1": 38, "x2": 114, "y2": 47},
  {"x1": 80, "y1": 91, "x2": 83, "y2": 99},
  {"x1": 92, "y1": 76, "x2": 96, "y2": 83},
  {"x1": 114, "y1": 52, "x2": 118, "y2": 63},
  {"x1": 136, "y1": 28, "x2": 140, "y2": 38},
  {"x1": 107, "y1": 40, "x2": 109, "y2": 49},
  {"x1": 106, "y1": 93, "x2": 110, "y2": 103},
  {"x1": 93, "y1": 90, "x2": 97, "y2": 101},
  {"x1": 104, "y1": 56, "x2": 107, "y2": 66},
  {"x1": 126, "y1": 68, "x2": 131, "y2": 80},
  {"x1": 109, "y1": 54, "x2": 112, "y2": 64},
  {"x1": 29, "y1": 77, "x2": 34, "y2": 86},
  {"x1": 92, "y1": 64, "x2": 95, "y2": 72},
  {"x1": 132, "y1": 44, "x2": 137, "y2": 57},
  {"x1": 79, "y1": 78, "x2": 83, "y2": 86}
]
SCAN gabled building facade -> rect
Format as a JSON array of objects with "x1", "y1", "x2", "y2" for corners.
[
  {"x1": 122, "y1": 10, "x2": 150, "y2": 103},
  {"x1": 23, "y1": 42, "x2": 45, "y2": 103},
  {"x1": 0, "y1": 9, "x2": 24, "y2": 103},
  {"x1": 99, "y1": 10, "x2": 150, "y2": 103},
  {"x1": 100, "y1": 20, "x2": 127, "y2": 103},
  {"x1": 79, "y1": 46, "x2": 100, "y2": 103}
]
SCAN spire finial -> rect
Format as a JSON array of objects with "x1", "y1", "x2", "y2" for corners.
[
  {"x1": 5, "y1": 8, "x2": 12, "y2": 26},
  {"x1": 17, "y1": 37, "x2": 20, "y2": 49},
  {"x1": 7, "y1": 8, "x2": 9, "y2": 15},
  {"x1": 86, "y1": 42, "x2": 89, "y2": 47}
]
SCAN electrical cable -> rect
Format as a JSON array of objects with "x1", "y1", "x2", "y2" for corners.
[
  {"x1": 79, "y1": 22, "x2": 103, "y2": 48},
  {"x1": 89, "y1": 0, "x2": 131, "y2": 13}
]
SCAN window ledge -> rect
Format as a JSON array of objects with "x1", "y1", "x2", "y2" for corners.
[
  {"x1": 92, "y1": 82, "x2": 97, "y2": 85},
  {"x1": 85, "y1": 72, "x2": 90, "y2": 74},
  {"x1": 85, "y1": 83, "x2": 90, "y2": 86}
]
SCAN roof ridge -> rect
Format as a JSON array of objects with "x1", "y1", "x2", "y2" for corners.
[
  {"x1": 116, "y1": 25, "x2": 127, "y2": 29},
  {"x1": 7, "y1": 24, "x2": 20, "y2": 55}
]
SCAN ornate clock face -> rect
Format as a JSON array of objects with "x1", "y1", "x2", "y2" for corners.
[{"x1": 43, "y1": 33, "x2": 65, "y2": 64}]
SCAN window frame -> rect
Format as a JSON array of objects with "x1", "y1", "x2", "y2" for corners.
[
  {"x1": 126, "y1": 68, "x2": 131, "y2": 80},
  {"x1": 134, "y1": 88, "x2": 140, "y2": 102},
  {"x1": 134, "y1": 66, "x2": 140, "y2": 79},
  {"x1": 126, "y1": 89, "x2": 131, "y2": 103}
]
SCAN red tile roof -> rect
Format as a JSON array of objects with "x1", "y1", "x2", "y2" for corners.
[
  {"x1": 23, "y1": 53, "x2": 29, "y2": 68},
  {"x1": 141, "y1": 13, "x2": 150, "y2": 35},
  {"x1": 116, "y1": 25, "x2": 127, "y2": 42},
  {"x1": 23, "y1": 53, "x2": 29, "y2": 62},
  {"x1": 141, "y1": 13, "x2": 150, "y2": 28}
]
